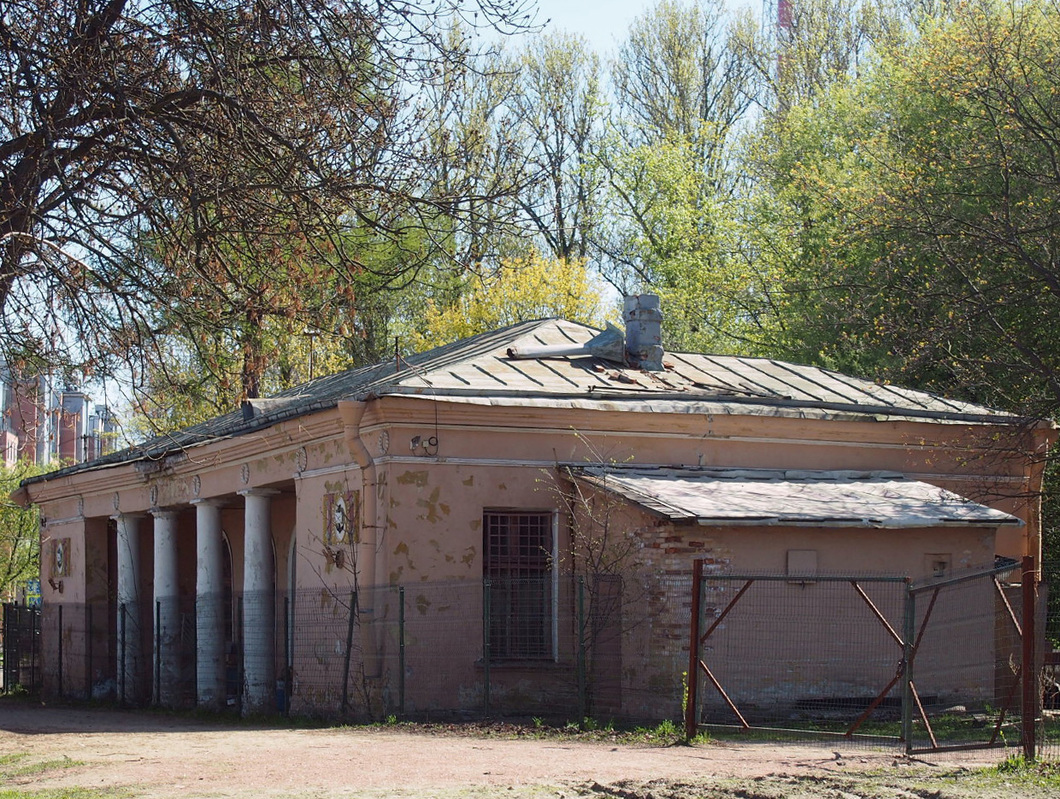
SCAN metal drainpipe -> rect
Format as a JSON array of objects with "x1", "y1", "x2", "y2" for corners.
[{"x1": 338, "y1": 399, "x2": 380, "y2": 677}]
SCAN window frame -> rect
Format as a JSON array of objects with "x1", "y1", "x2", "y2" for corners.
[{"x1": 482, "y1": 508, "x2": 559, "y2": 662}]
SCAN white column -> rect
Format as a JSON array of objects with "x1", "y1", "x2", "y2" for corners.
[
  {"x1": 241, "y1": 489, "x2": 276, "y2": 714},
  {"x1": 194, "y1": 499, "x2": 226, "y2": 709},
  {"x1": 114, "y1": 513, "x2": 143, "y2": 703},
  {"x1": 152, "y1": 509, "x2": 180, "y2": 707}
]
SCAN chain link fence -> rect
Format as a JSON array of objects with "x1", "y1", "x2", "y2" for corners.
[
  {"x1": 687, "y1": 559, "x2": 1058, "y2": 758},
  {"x1": 6, "y1": 563, "x2": 1059, "y2": 762},
  {"x1": 1042, "y1": 569, "x2": 1060, "y2": 762},
  {"x1": 15, "y1": 573, "x2": 685, "y2": 724}
]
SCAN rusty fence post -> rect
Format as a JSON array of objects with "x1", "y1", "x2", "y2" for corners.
[
  {"x1": 1021, "y1": 555, "x2": 1037, "y2": 762},
  {"x1": 901, "y1": 580, "x2": 915, "y2": 753},
  {"x1": 482, "y1": 579, "x2": 491, "y2": 717},
  {"x1": 577, "y1": 576, "x2": 587, "y2": 723},
  {"x1": 685, "y1": 558, "x2": 704, "y2": 741}
]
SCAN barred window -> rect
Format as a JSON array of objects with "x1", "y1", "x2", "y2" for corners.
[{"x1": 484, "y1": 510, "x2": 553, "y2": 660}]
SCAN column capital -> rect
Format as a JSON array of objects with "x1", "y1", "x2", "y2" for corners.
[
  {"x1": 191, "y1": 497, "x2": 226, "y2": 508},
  {"x1": 111, "y1": 511, "x2": 145, "y2": 522},
  {"x1": 150, "y1": 507, "x2": 182, "y2": 520},
  {"x1": 239, "y1": 488, "x2": 280, "y2": 498}
]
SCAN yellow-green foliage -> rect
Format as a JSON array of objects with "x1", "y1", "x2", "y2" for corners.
[{"x1": 408, "y1": 253, "x2": 613, "y2": 351}]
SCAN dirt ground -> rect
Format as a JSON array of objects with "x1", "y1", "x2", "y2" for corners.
[{"x1": 0, "y1": 704, "x2": 1052, "y2": 799}]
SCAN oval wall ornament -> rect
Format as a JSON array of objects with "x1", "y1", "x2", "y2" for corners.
[
  {"x1": 192, "y1": 475, "x2": 201, "y2": 498},
  {"x1": 112, "y1": 492, "x2": 120, "y2": 511},
  {"x1": 241, "y1": 463, "x2": 250, "y2": 485}
]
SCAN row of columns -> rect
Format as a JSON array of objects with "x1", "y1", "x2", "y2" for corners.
[{"x1": 113, "y1": 489, "x2": 277, "y2": 712}]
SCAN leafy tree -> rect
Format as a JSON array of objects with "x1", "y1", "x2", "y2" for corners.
[
  {"x1": 418, "y1": 24, "x2": 528, "y2": 270},
  {"x1": 0, "y1": 461, "x2": 46, "y2": 602},
  {"x1": 406, "y1": 252, "x2": 612, "y2": 350},
  {"x1": 752, "y1": 0, "x2": 1060, "y2": 415},
  {"x1": 594, "y1": 0, "x2": 761, "y2": 353},
  {"x1": 744, "y1": 0, "x2": 905, "y2": 117},
  {"x1": 0, "y1": 0, "x2": 535, "y2": 398},
  {"x1": 610, "y1": 0, "x2": 758, "y2": 174},
  {"x1": 132, "y1": 223, "x2": 435, "y2": 432},
  {"x1": 510, "y1": 32, "x2": 606, "y2": 262}
]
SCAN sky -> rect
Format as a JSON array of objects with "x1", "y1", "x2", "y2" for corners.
[{"x1": 526, "y1": 0, "x2": 762, "y2": 54}]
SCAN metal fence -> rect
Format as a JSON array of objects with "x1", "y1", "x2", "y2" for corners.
[
  {"x1": 7, "y1": 563, "x2": 1060, "y2": 761},
  {"x1": 1, "y1": 603, "x2": 40, "y2": 694},
  {"x1": 17, "y1": 573, "x2": 686, "y2": 724},
  {"x1": 685, "y1": 558, "x2": 1057, "y2": 758},
  {"x1": 1042, "y1": 577, "x2": 1060, "y2": 762}
]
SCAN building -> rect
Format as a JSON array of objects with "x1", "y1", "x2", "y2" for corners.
[
  {"x1": 0, "y1": 365, "x2": 117, "y2": 468},
  {"x1": 13, "y1": 298, "x2": 1055, "y2": 721}
]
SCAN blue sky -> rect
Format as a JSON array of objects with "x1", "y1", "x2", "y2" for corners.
[{"x1": 528, "y1": 0, "x2": 762, "y2": 54}]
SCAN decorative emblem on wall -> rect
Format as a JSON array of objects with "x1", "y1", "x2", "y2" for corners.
[
  {"x1": 112, "y1": 492, "x2": 120, "y2": 511},
  {"x1": 378, "y1": 430, "x2": 390, "y2": 455},
  {"x1": 324, "y1": 490, "x2": 359, "y2": 545},
  {"x1": 296, "y1": 447, "x2": 308, "y2": 473},
  {"x1": 241, "y1": 463, "x2": 250, "y2": 485},
  {"x1": 192, "y1": 475, "x2": 201, "y2": 498},
  {"x1": 149, "y1": 484, "x2": 159, "y2": 506},
  {"x1": 52, "y1": 538, "x2": 71, "y2": 578},
  {"x1": 77, "y1": 497, "x2": 84, "y2": 518}
]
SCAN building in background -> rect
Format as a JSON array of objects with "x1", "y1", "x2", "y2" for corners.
[{"x1": 0, "y1": 365, "x2": 117, "y2": 468}]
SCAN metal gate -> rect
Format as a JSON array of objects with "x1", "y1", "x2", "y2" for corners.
[
  {"x1": 2, "y1": 603, "x2": 42, "y2": 694},
  {"x1": 685, "y1": 558, "x2": 1041, "y2": 755}
]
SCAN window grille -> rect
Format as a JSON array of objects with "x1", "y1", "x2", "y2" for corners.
[{"x1": 484, "y1": 511, "x2": 553, "y2": 659}]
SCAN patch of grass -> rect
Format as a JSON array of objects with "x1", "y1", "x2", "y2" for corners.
[
  {"x1": 988, "y1": 754, "x2": 1060, "y2": 783},
  {"x1": 0, "y1": 755, "x2": 83, "y2": 781}
]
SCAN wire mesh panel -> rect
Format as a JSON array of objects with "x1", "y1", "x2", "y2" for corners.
[
  {"x1": 2, "y1": 603, "x2": 41, "y2": 694},
  {"x1": 906, "y1": 568, "x2": 1025, "y2": 752},
  {"x1": 43, "y1": 602, "x2": 115, "y2": 702},
  {"x1": 691, "y1": 564, "x2": 1041, "y2": 753},
  {"x1": 18, "y1": 562, "x2": 1058, "y2": 761},
  {"x1": 693, "y1": 573, "x2": 907, "y2": 743},
  {"x1": 1042, "y1": 568, "x2": 1060, "y2": 763},
  {"x1": 287, "y1": 588, "x2": 361, "y2": 717}
]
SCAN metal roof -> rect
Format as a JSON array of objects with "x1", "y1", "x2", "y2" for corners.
[
  {"x1": 568, "y1": 466, "x2": 1022, "y2": 529},
  {"x1": 27, "y1": 318, "x2": 1027, "y2": 482}
]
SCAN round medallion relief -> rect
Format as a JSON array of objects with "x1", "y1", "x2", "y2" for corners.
[
  {"x1": 241, "y1": 463, "x2": 250, "y2": 485},
  {"x1": 296, "y1": 447, "x2": 308, "y2": 473}
]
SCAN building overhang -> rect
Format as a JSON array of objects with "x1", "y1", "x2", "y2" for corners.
[{"x1": 566, "y1": 466, "x2": 1023, "y2": 529}]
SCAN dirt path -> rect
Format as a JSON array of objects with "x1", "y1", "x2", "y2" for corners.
[{"x1": 0, "y1": 704, "x2": 1026, "y2": 799}]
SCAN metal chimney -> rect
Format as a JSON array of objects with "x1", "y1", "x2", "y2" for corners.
[
  {"x1": 624, "y1": 294, "x2": 664, "y2": 371},
  {"x1": 507, "y1": 323, "x2": 625, "y2": 363}
]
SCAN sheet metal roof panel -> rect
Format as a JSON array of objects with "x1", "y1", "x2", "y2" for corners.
[
  {"x1": 27, "y1": 319, "x2": 1030, "y2": 485},
  {"x1": 569, "y1": 466, "x2": 1022, "y2": 529}
]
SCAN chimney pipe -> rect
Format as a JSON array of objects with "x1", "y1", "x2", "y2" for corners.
[
  {"x1": 507, "y1": 323, "x2": 625, "y2": 363},
  {"x1": 624, "y1": 294, "x2": 664, "y2": 371}
]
